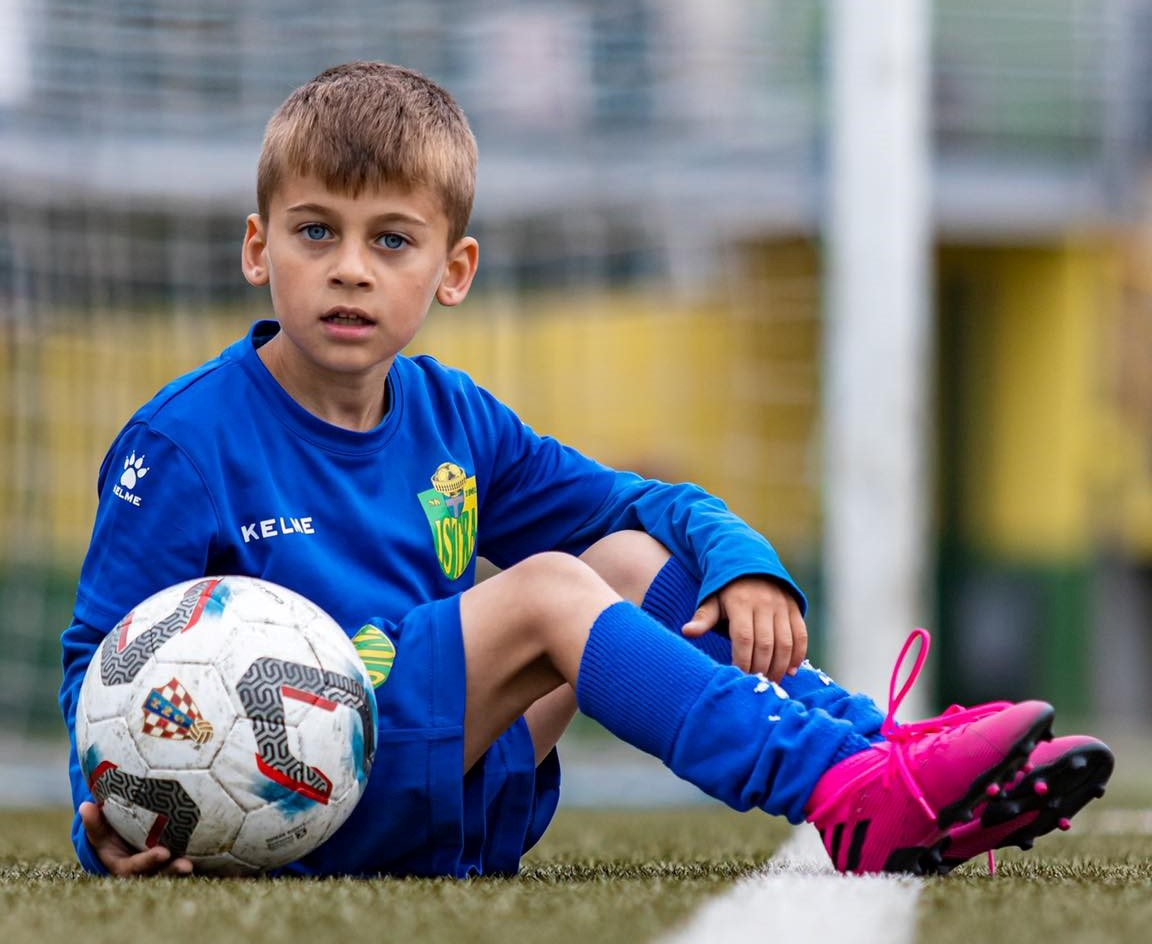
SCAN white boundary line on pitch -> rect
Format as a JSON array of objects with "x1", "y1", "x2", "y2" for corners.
[{"x1": 659, "y1": 825, "x2": 922, "y2": 944}]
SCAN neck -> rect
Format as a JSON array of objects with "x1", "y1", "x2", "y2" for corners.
[{"x1": 257, "y1": 337, "x2": 391, "y2": 432}]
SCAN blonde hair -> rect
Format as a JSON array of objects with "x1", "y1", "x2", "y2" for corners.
[{"x1": 256, "y1": 62, "x2": 477, "y2": 244}]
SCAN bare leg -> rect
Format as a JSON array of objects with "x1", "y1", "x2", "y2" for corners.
[
  {"x1": 579, "y1": 530, "x2": 672, "y2": 604},
  {"x1": 459, "y1": 551, "x2": 617, "y2": 770},
  {"x1": 523, "y1": 532, "x2": 674, "y2": 763},
  {"x1": 461, "y1": 533, "x2": 673, "y2": 768},
  {"x1": 461, "y1": 546, "x2": 872, "y2": 825},
  {"x1": 521, "y1": 686, "x2": 578, "y2": 765}
]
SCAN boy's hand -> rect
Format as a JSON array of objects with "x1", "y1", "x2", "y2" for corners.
[
  {"x1": 682, "y1": 576, "x2": 807, "y2": 680},
  {"x1": 79, "y1": 801, "x2": 194, "y2": 878}
]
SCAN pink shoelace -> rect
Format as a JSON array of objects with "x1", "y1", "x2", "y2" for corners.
[{"x1": 881, "y1": 628, "x2": 1012, "y2": 874}]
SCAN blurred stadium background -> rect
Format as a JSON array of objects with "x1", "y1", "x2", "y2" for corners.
[{"x1": 2, "y1": 0, "x2": 1151, "y2": 792}]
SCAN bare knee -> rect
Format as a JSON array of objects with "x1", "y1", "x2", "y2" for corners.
[
  {"x1": 580, "y1": 530, "x2": 671, "y2": 605},
  {"x1": 502, "y1": 551, "x2": 618, "y2": 632},
  {"x1": 461, "y1": 551, "x2": 619, "y2": 687}
]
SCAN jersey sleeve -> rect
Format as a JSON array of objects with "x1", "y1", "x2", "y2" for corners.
[
  {"x1": 59, "y1": 615, "x2": 111, "y2": 874},
  {"x1": 470, "y1": 386, "x2": 805, "y2": 610},
  {"x1": 61, "y1": 423, "x2": 220, "y2": 872},
  {"x1": 73, "y1": 423, "x2": 220, "y2": 629}
]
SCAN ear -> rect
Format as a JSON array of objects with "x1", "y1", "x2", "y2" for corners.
[
  {"x1": 436, "y1": 236, "x2": 479, "y2": 307},
  {"x1": 241, "y1": 213, "x2": 270, "y2": 287}
]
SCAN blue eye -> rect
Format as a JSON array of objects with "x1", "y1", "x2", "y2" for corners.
[
  {"x1": 303, "y1": 223, "x2": 329, "y2": 241},
  {"x1": 379, "y1": 233, "x2": 407, "y2": 250}
]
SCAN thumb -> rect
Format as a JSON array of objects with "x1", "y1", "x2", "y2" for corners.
[
  {"x1": 682, "y1": 597, "x2": 720, "y2": 637},
  {"x1": 79, "y1": 800, "x2": 113, "y2": 842}
]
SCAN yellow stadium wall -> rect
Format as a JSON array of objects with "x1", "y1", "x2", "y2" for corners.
[
  {"x1": 6, "y1": 235, "x2": 1152, "y2": 720},
  {"x1": 934, "y1": 235, "x2": 1152, "y2": 715},
  {"x1": 0, "y1": 239, "x2": 824, "y2": 570},
  {"x1": 938, "y1": 238, "x2": 1152, "y2": 561},
  {"x1": 8, "y1": 234, "x2": 1151, "y2": 576}
]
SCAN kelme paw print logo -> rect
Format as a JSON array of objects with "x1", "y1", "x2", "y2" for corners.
[{"x1": 119, "y1": 452, "x2": 149, "y2": 489}]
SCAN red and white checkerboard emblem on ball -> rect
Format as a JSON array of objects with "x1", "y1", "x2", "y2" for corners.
[{"x1": 141, "y1": 677, "x2": 215, "y2": 744}]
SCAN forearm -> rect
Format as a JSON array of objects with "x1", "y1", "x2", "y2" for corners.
[{"x1": 577, "y1": 474, "x2": 805, "y2": 611}]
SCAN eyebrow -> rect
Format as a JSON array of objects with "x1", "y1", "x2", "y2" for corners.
[{"x1": 283, "y1": 203, "x2": 430, "y2": 228}]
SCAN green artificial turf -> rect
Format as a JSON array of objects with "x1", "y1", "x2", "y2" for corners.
[
  {"x1": 2, "y1": 807, "x2": 1149, "y2": 944},
  {"x1": 0, "y1": 808, "x2": 788, "y2": 944},
  {"x1": 919, "y1": 837, "x2": 1152, "y2": 944}
]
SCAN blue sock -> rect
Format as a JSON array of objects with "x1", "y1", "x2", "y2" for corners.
[
  {"x1": 641, "y1": 555, "x2": 732, "y2": 663},
  {"x1": 574, "y1": 601, "x2": 871, "y2": 823},
  {"x1": 780, "y1": 662, "x2": 886, "y2": 742},
  {"x1": 642, "y1": 557, "x2": 885, "y2": 741}
]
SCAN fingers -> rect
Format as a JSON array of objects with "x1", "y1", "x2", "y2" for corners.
[
  {"x1": 80, "y1": 800, "x2": 194, "y2": 878},
  {"x1": 156, "y1": 854, "x2": 195, "y2": 877},
  {"x1": 112, "y1": 845, "x2": 175, "y2": 877},
  {"x1": 79, "y1": 800, "x2": 99, "y2": 826},
  {"x1": 787, "y1": 603, "x2": 809, "y2": 674},
  {"x1": 765, "y1": 606, "x2": 796, "y2": 681},
  {"x1": 681, "y1": 596, "x2": 721, "y2": 637},
  {"x1": 700, "y1": 579, "x2": 808, "y2": 680},
  {"x1": 681, "y1": 580, "x2": 808, "y2": 680},
  {"x1": 730, "y1": 607, "x2": 791, "y2": 678},
  {"x1": 79, "y1": 800, "x2": 117, "y2": 846},
  {"x1": 766, "y1": 607, "x2": 792, "y2": 680},
  {"x1": 762, "y1": 599, "x2": 808, "y2": 681},
  {"x1": 727, "y1": 605, "x2": 754, "y2": 674},
  {"x1": 107, "y1": 839, "x2": 194, "y2": 878}
]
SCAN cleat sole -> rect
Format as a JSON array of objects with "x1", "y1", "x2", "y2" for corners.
[{"x1": 937, "y1": 739, "x2": 1114, "y2": 872}]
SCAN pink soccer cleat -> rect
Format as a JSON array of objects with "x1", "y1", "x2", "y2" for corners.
[
  {"x1": 937, "y1": 735, "x2": 1114, "y2": 874},
  {"x1": 805, "y1": 630, "x2": 1055, "y2": 874}
]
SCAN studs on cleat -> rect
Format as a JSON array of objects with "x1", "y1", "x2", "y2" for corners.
[
  {"x1": 986, "y1": 783, "x2": 1002, "y2": 797},
  {"x1": 922, "y1": 845, "x2": 945, "y2": 872},
  {"x1": 937, "y1": 738, "x2": 1115, "y2": 873}
]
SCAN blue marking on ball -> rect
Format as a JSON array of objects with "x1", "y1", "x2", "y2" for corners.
[
  {"x1": 82, "y1": 744, "x2": 103, "y2": 780},
  {"x1": 254, "y1": 777, "x2": 319, "y2": 817},
  {"x1": 348, "y1": 721, "x2": 367, "y2": 787},
  {"x1": 205, "y1": 579, "x2": 233, "y2": 617}
]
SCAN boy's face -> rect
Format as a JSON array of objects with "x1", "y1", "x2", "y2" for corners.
[{"x1": 241, "y1": 173, "x2": 477, "y2": 390}]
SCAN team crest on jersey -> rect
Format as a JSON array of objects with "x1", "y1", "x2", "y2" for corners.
[{"x1": 417, "y1": 461, "x2": 478, "y2": 580}]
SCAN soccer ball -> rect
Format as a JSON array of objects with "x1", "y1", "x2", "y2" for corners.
[{"x1": 75, "y1": 575, "x2": 378, "y2": 875}]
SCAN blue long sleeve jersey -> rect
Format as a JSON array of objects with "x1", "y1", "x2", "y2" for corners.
[{"x1": 60, "y1": 320, "x2": 805, "y2": 873}]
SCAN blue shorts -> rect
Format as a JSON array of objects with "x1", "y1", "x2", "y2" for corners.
[{"x1": 287, "y1": 595, "x2": 562, "y2": 878}]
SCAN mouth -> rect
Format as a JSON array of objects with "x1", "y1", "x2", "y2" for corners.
[{"x1": 321, "y1": 308, "x2": 375, "y2": 326}]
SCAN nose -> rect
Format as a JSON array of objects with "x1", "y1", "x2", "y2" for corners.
[{"x1": 329, "y1": 242, "x2": 373, "y2": 288}]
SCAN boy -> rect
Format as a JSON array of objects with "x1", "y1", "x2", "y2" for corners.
[{"x1": 60, "y1": 62, "x2": 1112, "y2": 880}]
